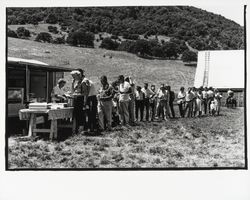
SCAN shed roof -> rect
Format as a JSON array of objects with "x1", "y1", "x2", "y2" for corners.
[
  {"x1": 194, "y1": 50, "x2": 245, "y2": 89},
  {"x1": 7, "y1": 57, "x2": 72, "y2": 72}
]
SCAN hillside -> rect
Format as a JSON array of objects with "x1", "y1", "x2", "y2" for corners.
[
  {"x1": 8, "y1": 37, "x2": 196, "y2": 91},
  {"x1": 7, "y1": 6, "x2": 244, "y2": 52}
]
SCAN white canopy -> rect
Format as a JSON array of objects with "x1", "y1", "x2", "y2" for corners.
[{"x1": 194, "y1": 50, "x2": 245, "y2": 89}]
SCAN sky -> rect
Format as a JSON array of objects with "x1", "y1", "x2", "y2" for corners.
[{"x1": 195, "y1": 4, "x2": 244, "y2": 26}]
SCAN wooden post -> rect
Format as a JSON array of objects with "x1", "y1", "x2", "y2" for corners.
[
  {"x1": 25, "y1": 65, "x2": 30, "y2": 102},
  {"x1": 46, "y1": 72, "x2": 49, "y2": 102},
  {"x1": 28, "y1": 113, "x2": 36, "y2": 137},
  {"x1": 50, "y1": 120, "x2": 58, "y2": 140}
]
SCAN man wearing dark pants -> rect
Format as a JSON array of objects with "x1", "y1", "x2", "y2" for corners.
[
  {"x1": 149, "y1": 85, "x2": 157, "y2": 121},
  {"x1": 167, "y1": 85, "x2": 175, "y2": 118},
  {"x1": 142, "y1": 83, "x2": 154, "y2": 122},
  {"x1": 202, "y1": 87, "x2": 208, "y2": 114},
  {"x1": 78, "y1": 68, "x2": 98, "y2": 132},
  {"x1": 135, "y1": 86, "x2": 145, "y2": 121}
]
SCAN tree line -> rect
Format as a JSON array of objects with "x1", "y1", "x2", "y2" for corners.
[{"x1": 7, "y1": 6, "x2": 244, "y2": 61}]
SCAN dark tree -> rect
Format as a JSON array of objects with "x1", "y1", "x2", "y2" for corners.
[
  {"x1": 133, "y1": 39, "x2": 152, "y2": 56},
  {"x1": 53, "y1": 36, "x2": 65, "y2": 44},
  {"x1": 66, "y1": 29, "x2": 95, "y2": 47},
  {"x1": 48, "y1": 26, "x2": 58, "y2": 34},
  {"x1": 100, "y1": 37, "x2": 119, "y2": 50},
  {"x1": 7, "y1": 28, "x2": 18, "y2": 38},
  {"x1": 46, "y1": 13, "x2": 58, "y2": 24},
  {"x1": 16, "y1": 27, "x2": 30, "y2": 38},
  {"x1": 181, "y1": 50, "x2": 197, "y2": 62},
  {"x1": 35, "y1": 32, "x2": 52, "y2": 43},
  {"x1": 162, "y1": 42, "x2": 179, "y2": 59}
]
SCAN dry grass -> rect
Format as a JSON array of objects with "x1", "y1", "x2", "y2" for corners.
[{"x1": 8, "y1": 107, "x2": 245, "y2": 169}]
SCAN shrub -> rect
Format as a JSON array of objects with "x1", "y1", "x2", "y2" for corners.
[
  {"x1": 117, "y1": 40, "x2": 136, "y2": 53},
  {"x1": 7, "y1": 28, "x2": 18, "y2": 38},
  {"x1": 110, "y1": 35, "x2": 119, "y2": 40},
  {"x1": 152, "y1": 46, "x2": 165, "y2": 58},
  {"x1": 48, "y1": 26, "x2": 58, "y2": 34},
  {"x1": 35, "y1": 32, "x2": 52, "y2": 43},
  {"x1": 123, "y1": 33, "x2": 139, "y2": 40},
  {"x1": 45, "y1": 13, "x2": 58, "y2": 24},
  {"x1": 66, "y1": 29, "x2": 95, "y2": 47},
  {"x1": 16, "y1": 27, "x2": 30, "y2": 38},
  {"x1": 52, "y1": 36, "x2": 65, "y2": 44},
  {"x1": 162, "y1": 42, "x2": 179, "y2": 59},
  {"x1": 181, "y1": 50, "x2": 197, "y2": 62},
  {"x1": 100, "y1": 37, "x2": 119, "y2": 50}
]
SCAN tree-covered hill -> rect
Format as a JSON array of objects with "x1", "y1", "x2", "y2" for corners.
[{"x1": 7, "y1": 6, "x2": 244, "y2": 60}]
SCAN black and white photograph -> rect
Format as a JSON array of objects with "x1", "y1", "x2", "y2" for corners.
[{"x1": 5, "y1": 4, "x2": 246, "y2": 170}]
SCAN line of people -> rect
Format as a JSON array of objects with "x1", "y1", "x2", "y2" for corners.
[{"x1": 51, "y1": 68, "x2": 224, "y2": 134}]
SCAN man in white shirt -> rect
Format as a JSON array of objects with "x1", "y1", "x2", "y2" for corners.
[
  {"x1": 207, "y1": 87, "x2": 214, "y2": 114},
  {"x1": 202, "y1": 87, "x2": 208, "y2": 114},
  {"x1": 118, "y1": 75, "x2": 131, "y2": 125},
  {"x1": 77, "y1": 68, "x2": 98, "y2": 132},
  {"x1": 141, "y1": 83, "x2": 154, "y2": 121}
]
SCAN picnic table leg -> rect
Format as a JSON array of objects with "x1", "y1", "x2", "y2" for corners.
[
  {"x1": 28, "y1": 113, "x2": 36, "y2": 137},
  {"x1": 50, "y1": 120, "x2": 58, "y2": 140}
]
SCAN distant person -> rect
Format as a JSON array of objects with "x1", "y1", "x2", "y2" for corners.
[
  {"x1": 184, "y1": 87, "x2": 194, "y2": 118},
  {"x1": 166, "y1": 85, "x2": 175, "y2": 118},
  {"x1": 202, "y1": 87, "x2": 208, "y2": 114},
  {"x1": 226, "y1": 88, "x2": 235, "y2": 107},
  {"x1": 156, "y1": 84, "x2": 167, "y2": 120},
  {"x1": 125, "y1": 76, "x2": 135, "y2": 125},
  {"x1": 191, "y1": 87, "x2": 198, "y2": 117},
  {"x1": 118, "y1": 75, "x2": 131, "y2": 125},
  {"x1": 51, "y1": 78, "x2": 67, "y2": 103},
  {"x1": 214, "y1": 89, "x2": 223, "y2": 115},
  {"x1": 97, "y1": 75, "x2": 114, "y2": 132},
  {"x1": 78, "y1": 68, "x2": 98, "y2": 132},
  {"x1": 177, "y1": 87, "x2": 186, "y2": 118},
  {"x1": 196, "y1": 89, "x2": 203, "y2": 117},
  {"x1": 141, "y1": 83, "x2": 154, "y2": 121},
  {"x1": 135, "y1": 86, "x2": 145, "y2": 121},
  {"x1": 71, "y1": 70, "x2": 89, "y2": 134},
  {"x1": 149, "y1": 84, "x2": 157, "y2": 121},
  {"x1": 210, "y1": 100, "x2": 217, "y2": 116},
  {"x1": 207, "y1": 87, "x2": 215, "y2": 113},
  {"x1": 164, "y1": 85, "x2": 171, "y2": 119}
]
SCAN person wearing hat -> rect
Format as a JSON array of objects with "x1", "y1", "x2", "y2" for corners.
[
  {"x1": 51, "y1": 78, "x2": 67, "y2": 103},
  {"x1": 141, "y1": 83, "x2": 154, "y2": 121},
  {"x1": 71, "y1": 69, "x2": 89, "y2": 134}
]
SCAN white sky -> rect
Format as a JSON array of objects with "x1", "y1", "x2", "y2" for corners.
[{"x1": 195, "y1": 4, "x2": 244, "y2": 26}]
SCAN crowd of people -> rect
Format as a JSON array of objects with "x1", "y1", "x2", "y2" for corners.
[{"x1": 51, "y1": 68, "x2": 234, "y2": 134}]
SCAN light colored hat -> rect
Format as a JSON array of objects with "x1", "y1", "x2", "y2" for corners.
[{"x1": 70, "y1": 70, "x2": 81, "y2": 75}]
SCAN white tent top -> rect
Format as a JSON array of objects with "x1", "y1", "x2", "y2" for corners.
[
  {"x1": 8, "y1": 57, "x2": 49, "y2": 66},
  {"x1": 194, "y1": 50, "x2": 244, "y2": 89}
]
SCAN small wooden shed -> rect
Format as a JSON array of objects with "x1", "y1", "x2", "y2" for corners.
[{"x1": 7, "y1": 57, "x2": 72, "y2": 117}]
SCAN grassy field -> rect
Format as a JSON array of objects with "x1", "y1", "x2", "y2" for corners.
[
  {"x1": 8, "y1": 37, "x2": 195, "y2": 92},
  {"x1": 8, "y1": 107, "x2": 245, "y2": 169}
]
